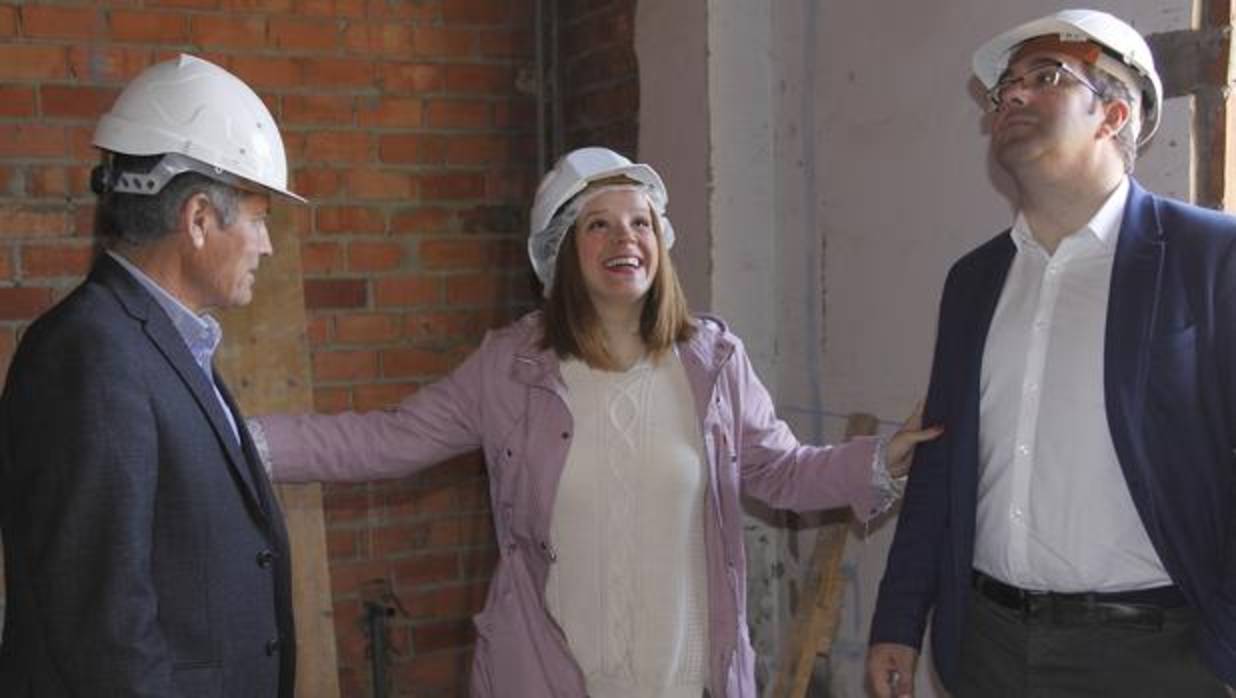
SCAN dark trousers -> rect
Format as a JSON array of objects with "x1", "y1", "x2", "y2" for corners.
[{"x1": 956, "y1": 586, "x2": 1226, "y2": 697}]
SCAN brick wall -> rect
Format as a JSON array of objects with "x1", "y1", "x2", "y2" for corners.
[
  {"x1": 0, "y1": 1, "x2": 639, "y2": 696},
  {"x1": 560, "y1": 0, "x2": 638, "y2": 156}
]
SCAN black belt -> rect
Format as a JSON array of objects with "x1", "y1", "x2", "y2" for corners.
[{"x1": 971, "y1": 570, "x2": 1186, "y2": 629}]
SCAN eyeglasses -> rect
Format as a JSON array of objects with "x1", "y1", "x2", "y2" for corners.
[{"x1": 985, "y1": 61, "x2": 1104, "y2": 112}]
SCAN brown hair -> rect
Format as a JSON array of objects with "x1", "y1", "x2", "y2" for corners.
[{"x1": 540, "y1": 189, "x2": 694, "y2": 369}]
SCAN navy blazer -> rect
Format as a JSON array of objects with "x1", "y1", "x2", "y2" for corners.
[
  {"x1": 0, "y1": 254, "x2": 296, "y2": 698},
  {"x1": 870, "y1": 180, "x2": 1236, "y2": 688}
]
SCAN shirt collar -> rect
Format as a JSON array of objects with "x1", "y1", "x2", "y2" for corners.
[
  {"x1": 1010, "y1": 176, "x2": 1129, "y2": 254},
  {"x1": 107, "y1": 250, "x2": 223, "y2": 375}
]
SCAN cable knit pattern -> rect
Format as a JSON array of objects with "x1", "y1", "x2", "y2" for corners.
[{"x1": 545, "y1": 350, "x2": 710, "y2": 698}]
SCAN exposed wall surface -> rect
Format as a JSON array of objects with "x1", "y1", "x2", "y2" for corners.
[
  {"x1": 0, "y1": 2, "x2": 541, "y2": 696},
  {"x1": 560, "y1": 0, "x2": 639, "y2": 156}
]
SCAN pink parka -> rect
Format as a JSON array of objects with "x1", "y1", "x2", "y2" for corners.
[{"x1": 257, "y1": 312, "x2": 885, "y2": 698}]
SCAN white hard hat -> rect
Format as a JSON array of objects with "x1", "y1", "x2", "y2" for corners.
[
  {"x1": 93, "y1": 54, "x2": 304, "y2": 202},
  {"x1": 972, "y1": 9, "x2": 1163, "y2": 144},
  {"x1": 528, "y1": 147, "x2": 673, "y2": 292}
]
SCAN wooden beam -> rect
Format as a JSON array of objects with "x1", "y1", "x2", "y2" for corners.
[
  {"x1": 216, "y1": 211, "x2": 341, "y2": 698},
  {"x1": 767, "y1": 412, "x2": 880, "y2": 698}
]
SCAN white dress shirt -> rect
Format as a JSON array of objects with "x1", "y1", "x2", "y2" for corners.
[{"x1": 973, "y1": 177, "x2": 1172, "y2": 593}]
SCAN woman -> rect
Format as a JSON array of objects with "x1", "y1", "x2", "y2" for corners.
[{"x1": 252, "y1": 147, "x2": 940, "y2": 698}]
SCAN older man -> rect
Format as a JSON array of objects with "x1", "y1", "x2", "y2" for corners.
[
  {"x1": 868, "y1": 9, "x2": 1235, "y2": 698},
  {"x1": 0, "y1": 55, "x2": 304, "y2": 697}
]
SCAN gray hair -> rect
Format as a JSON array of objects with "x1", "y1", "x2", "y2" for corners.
[
  {"x1": 94, "y1": 154, "x2": 240, "y2": 246},
  {"x1": 1084, "y1": 65, "x2": 1140, "y2": 174}
]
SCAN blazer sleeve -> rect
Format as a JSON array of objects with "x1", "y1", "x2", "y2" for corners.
[
  {"x1": 869, "y1": 265, "x2": 962, "y2": 649},
  {"x1": 3, "y1": 335, "x2": 174, "y2": 695},
  {"x1": 257, "y1": 331, "x2": 491, "y2": 483},
  {"x1": 726, "y1": 335, "x2": 885, "y2": 521}
]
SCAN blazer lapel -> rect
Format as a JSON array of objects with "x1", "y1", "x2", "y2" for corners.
[
  {"x1": 1104, "y1": 181, "x2": 1165, "y2": 473},
  {"x1": 94, "y1": 256, "x2": 270, "y2": 520}
]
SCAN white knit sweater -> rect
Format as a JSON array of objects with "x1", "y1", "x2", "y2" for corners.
[{"x1": 545, "y1": 350, "x2": 710, "y2": 698}]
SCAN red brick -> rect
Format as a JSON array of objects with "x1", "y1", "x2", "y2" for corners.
[
  {"x1": 327, "y1": 558, "x2": 390, "y2": 595},
  {"x1": 426, "y1": 99, "x2": 491, "y2": 129},
  {"x1": 40, "y1": 86, "x2": 120, "y2": 121},
  {"x1": 421, "y1": 173, "x2": 485, "y2": 200},
  {"x1": 347, "y1": 241, "x2": 404, "y2": 272},
  {"x1": 390, "y1": 552, "x2": 459, "y2": 588},
  {"x1": 445, "y1": 273, "x2": 502, "y2": 305},
  {"x1": 352, "y1": 382, "x2": 416, "y2": 411},
  {"x1": 347, "y1": 169, "x2": 415, "y2": 200},
  {"x1": 459, "y1": 542, "x2": 499, "y2": 579},
  {"x1": 313, "y1": 386, "x2": 350, "y2": 413},
  {"x1": 365, "y1": 0, "x2": 440, "y2": 21},
  {"x1": 315, "y1": 206, "x2": 385, "y2": 235},
  {"x1": 301, "y1": 58, "x2": 377, "y2": 89},
  {"x1": 445, "y1": 134, "x2": 509, "y2": 165},
  {"x1": 304, "y1": 131, "x2": 370, "y2": 163},
  {"x1": 412, "y1": 26, "x2": 476, "y2": 58},
  {"x1": 356, "y1": 96, "x2": 423, "y2": 128},
  {"x1": 0, "y1": 5, "x2": 14, "y2": 36},
  {"x1": 304, "y1": 278, "x2": 367, "y2": 309},
  {"x1": 227, "y1": 55, "x2": 300, "y2": 89},
  {"x1": 67, "y1": 46, "x2": 154, "y2": 84},
  {"x1": 225, "y1": 0, "x2": 293, "y2": 9},
  {"x1": 109, "y1": 9, "x2": 188, "y2": 42},
  {"x1": 20, "y1": 5, "x2": 100, "y2": 39},
  {"x1": 342, "y1": 22, "x2": 414, "y2": 60},
  {"x1": 419, "y1": 239, "x2": 489, "y2": 269},
  {"x1": 151, "y1": 0, "x2": 221, "y2": 7},
  {"x1": 21, "y1": 243, "x2": 94, "y2": 278},
  {"x1": 0, "y1": 45, "x2": 70, "y2": 80},
  {"x1": 390, "y1": 207, "x2": 453, "y2": 235},
  {"x1": 443, "y1": 0, "x2": 511, "y2": 25},
  {"x1": 373, "y1": 276, "x2": 439, "y2": 308},
  {"x1": 378, "y1": 134, "x2": 444, "y2": 165},
  {"x1": 411, "y1": 619, "x2": 473, "y2": 653},
  {"x1": 478, "y1": 27, "x2": 532, "y2": 58},
  {"x1": 301, "y1": 242, "x2": 344, "y2": 274},
  {"x1": 390, "y1": 650, "x2": 472, "y2": 691},
  {"x1": 380, "y1": 62, "x2": 442, "y2": 93},
  {"x1": 297, "y1": 0, "x2": 367, "y2": 17},
  {"x1": 292, "y1": 168, "x2": 343, "y2": 198},
  {"x1": 313, "y1": 348, "x2": 379, "y2": 382},
  {"x1": 430, "y1": 514, "x2": 492, "y2": 547},
  {"x1": 26, "y1": 167, "x2": 69, "y2": 198},
  {"x1": 270, "y1": 16, "x2": 339, "y2": 52},
  {"x1": 371, "y1": 521, "x2": 430, "y2": 556},
  {"x1": 190, "y1": 14, "x2": 267, "y2": 48},
  {"x1": 72, "y1": 204, "x2": 97, "y2": 238},
  {"x1": 380, "y1": 347, "x2": 453, "y2": 379},
  {"x1": 0, "y1": 86, "x2": 35, "y2": 118},
  {"x1": 0, "y1": 287, "x2": 54, "y2": 320},
  {"x1": 0, "y1": 125, "x2": 69, "y2": 159},
  {"x1": 444, "y1": 64, "x2": 514, "y2": 95},
  {"x1": 326, "y1": 528, "x2": 360, "y2": 559},
  {"x1": 283, "y1": 95, "x2": 354, "y2": 126},
  {"x1": 335, "y1": 313, "x2": 400, "y2": 344},
  {"x1": 380, "y1": 485, "x2": 451, "y2": 521},
  {"x1": 0, "y1": 206, "x2": 69, "y2": 239},
  {"x1": 403, "y1": 311, "x2": 476, "y2": 341},
  {"x1": 0, "y1": 248, "x2": 11, "y2": 280},
  {"x1": 405, "y1": 583, "x2": 487, "y2": 620}
]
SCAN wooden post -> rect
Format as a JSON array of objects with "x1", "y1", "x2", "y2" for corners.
[
  {"x1": 767, "y1": 412, "x2": 880, "y2": 698},
  {"x1": 216, "y1": 212, "x2": 341, "y2": 698}
]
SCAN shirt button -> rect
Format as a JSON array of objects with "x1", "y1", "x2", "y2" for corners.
[
  {"x1": 1017, "y1": 444, "x2": 1030, "y2": 456},
  {"x1": 265, "y1": 638, "x2": 280, "y2": 656},
  {"x1": 256, "y1": 550, "x2": 275, "y2": 568}
]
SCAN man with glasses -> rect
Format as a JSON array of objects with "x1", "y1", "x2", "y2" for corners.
[
  {"x1": 0, "y1": 55, "x2": 303, "y2": 697},
  {"x1": 867, "y1": 9, "x2": 1236, "y2": 698}
]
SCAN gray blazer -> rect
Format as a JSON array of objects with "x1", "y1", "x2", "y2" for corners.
[{"x1": 0, "y1": 253, "x2": 296, "y2": 698}]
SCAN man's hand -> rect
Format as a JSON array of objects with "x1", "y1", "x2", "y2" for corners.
[
  {"x1": 867, "y1": 642, "x2": 919, "y2": 698},
  {"x1": 886, "y1": 403, "x2": 944, "y2": 478}
]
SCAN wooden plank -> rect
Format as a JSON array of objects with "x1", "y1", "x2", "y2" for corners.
[
  {"x1": 216, "y1": 210, "x2": 341, "y2": 698},
  {"x1": 767, "y1": 412, "x2": 880, "y2": 698}
]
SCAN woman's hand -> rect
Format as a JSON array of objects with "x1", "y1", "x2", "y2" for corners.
[{"x1": 886, "y1": 403, "x2": 943, "y2": 478}]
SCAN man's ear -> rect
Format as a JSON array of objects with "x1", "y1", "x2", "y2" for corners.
[
  {"x1": 1098, "y1": 98, "x2": 1132, "y2": 140},
  {"x1": 181, "y1": 192, "x2": 212, "y2": 249}
]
